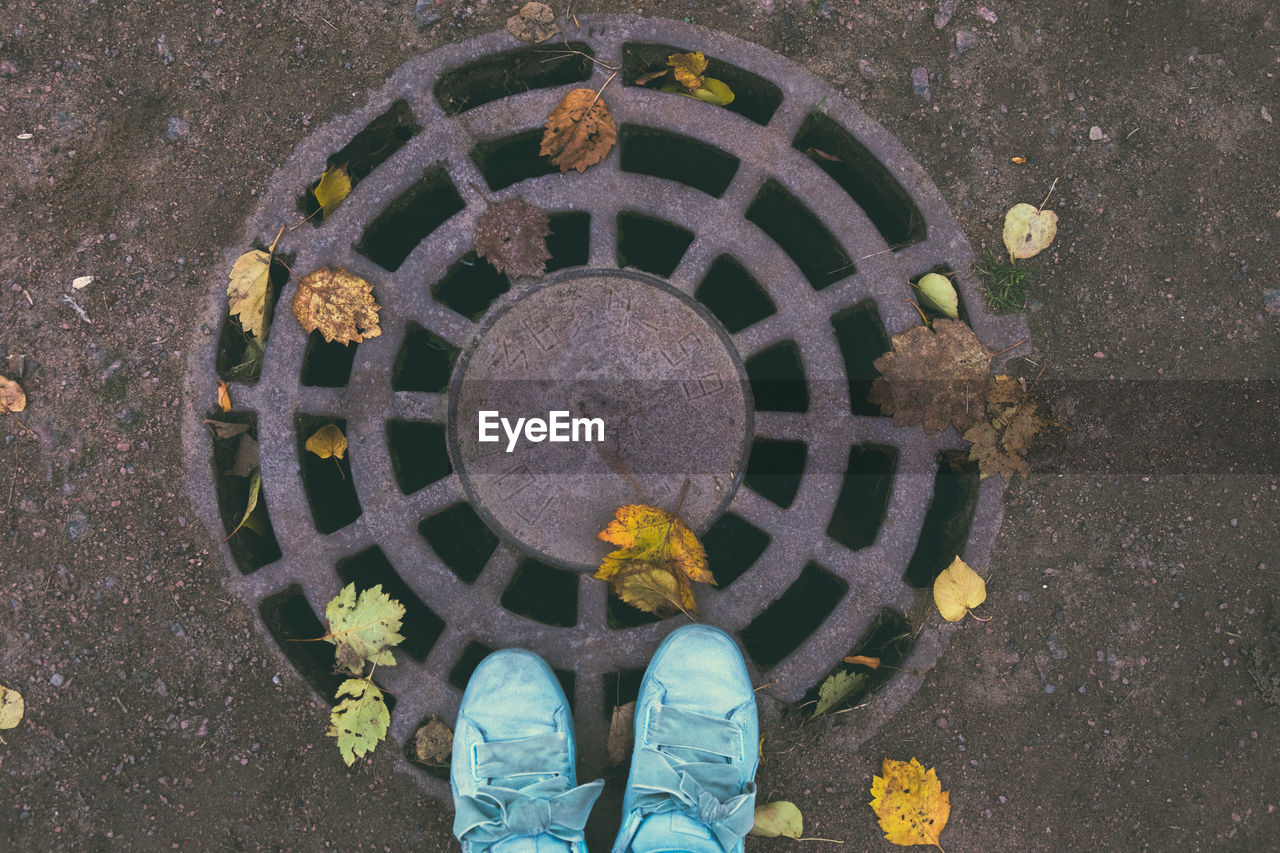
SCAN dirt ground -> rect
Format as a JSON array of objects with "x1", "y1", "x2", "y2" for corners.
[{"x1": 1, "y1": 0, "x2": 1277, "y2": 850}]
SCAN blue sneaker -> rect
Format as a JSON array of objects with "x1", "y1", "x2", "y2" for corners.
[
  {"x1": 452, "y1": 649, "x2": 604, "y2": 853},
  {"x1": 611, "y1": 625, "x2": 759, "y2": 853}
]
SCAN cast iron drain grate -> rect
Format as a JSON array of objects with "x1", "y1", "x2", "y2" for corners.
[{"x1": 184, "y1": 16, "x2": 1027, "y2": 791}]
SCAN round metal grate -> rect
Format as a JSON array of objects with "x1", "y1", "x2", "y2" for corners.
[{"x1": 184, "y1": 15, "x2": 1027, "y2": 790}]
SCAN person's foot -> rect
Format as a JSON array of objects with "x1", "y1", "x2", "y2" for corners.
[
  {"x1": 452, "y1": 649, "x2": 603, "y2": 853},
  {"x1": 611, "y1": 625, "x2": 759, "y2": 853}
]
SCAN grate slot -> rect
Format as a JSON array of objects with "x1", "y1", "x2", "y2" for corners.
[
  {"x1": 617, "y1": 213, "x2": 694, "y2": 277},
  {"x1": 744, "y1": 341, "x2": 809, "y2": 413},
  {"x1": 500, "y1": 559, "x2": 580, "y2": 627},
  {"x1": 743, "y1": 437, "x2": 807, "y2": 508},
  {"x1": 434, "y1": 43, "x2": 596, "y2": 116},
  {"x1": 702, "y1": 512, "x2": 770, "y2": 588},
  {"x1": 387, "y1": 420, "x2": 451, "y2": 495},
  {"x1": 621, "y1": 42, "x2": 783, "y2": 125},
  {"x1": 259, "y1": 585, "x2": 345, "y2": 699},
  {"x1": 210, "y1": 412, "x2": 281, "y2": 574},
  {"x1": 448, "y1": 641, "x2": 497, "y2": 689},
  {"x1": 904, "y1": 451, "x2": 981, "y2": 588},
  {"x1": 545, "y1": 212, "x2": 591, "y2": 273},
  {"x1": 300, "y1": 331, "x2": 357, "y2": 388},
  {"x1": 746, "y1": 180, "x2": 854, "y2": 291},
  {"x1": 301, "y1": 99, "x2": 421, "y2": 223},
  {"x1": 471, "y1": 130, "x2": 560, "y2": 191},
  {"x1": 909, "y1": 265, "x2": 970, "y2": 325},
  {"x1": 695, "y1": 254, "x2": 776, "y2": 334},
  {"x1": 418, "y1": 503, "x2": 498, "y2": 584},
  {"x1": 831, "y1": 301, "x2": 889, "y2": 417},
  {"x1": 803, "y1": 608, "x2": 912, "y2": 711},
  {"x1": 607, "y1": 590, "x2": 663, "y2": 629},
  {"x1": 431, "y1": 251, "x2": 511, "y2": 321},
  {"x1": 603, "y1": 669, "x2": 646, "y2": 719},
  {"x1": 792, "y1": 111, "x2": 926, "y2": 249},
  {"x1": 215, "y1": 252, "x2": 291, "y2": 383},
  {"x1": 354, "y1": 167, "x2": 465, "y2": 272},
  {"x1": 740, "y1": 562, "x2": 848, "y2": 669},
  {"x1": 826, "y1": 444, "x2": 898, "y2": 552},
  {"x1": 335, "y1": 546, "x2": 445, "y2": 662},
  {"x1": 619, "y1": 125, "x2": 740, "y2": 198},
  {"x1": 296, "y1": 414, "x2": 362, "y2": 534},
  {"x1": 392, "y1": 323, "x2": 458, "y2": 393}
]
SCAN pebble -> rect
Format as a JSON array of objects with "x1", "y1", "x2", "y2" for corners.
[
  {"x1": 955, "y1": 30, "x2": 977, "y2": 54},
  {"x1": 166, "y1": 117, "x2": 190, "y2": 140},
  {"x1": 934, "y1": 0, "x2": 959, "y2": 29},
  {"x1": 1044, "y1": 684, "x2": 1055, "y2": 693},
  {"x1": 976, "y1": 5, "x2": 998, "y2": 23},
  {"x1": 50, "y1": 673, "x2": 65, "y2": 687},
  {"x1": 0, "y1": 59, "x2": 18, "y2": 77},
  {"x1": 415, "y1": 0, "x2": 442, "y2": 28},
  {"x1": 156, "y1": 35, "x2": 174, "y2": 64},
  {"x1": 1089, "y1": 125, "x2": 1106, "y2": 141},
  {"x1": 66, "y1": 512, "x2": 90, "y2": 541},
  {"x1": 911, "y1": 66, "x2": 931, "y2": 100}
]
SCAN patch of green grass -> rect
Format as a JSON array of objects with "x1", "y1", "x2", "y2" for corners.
[{"x1": 976, "y1": 251, "x2": 1031, "y2": 313}]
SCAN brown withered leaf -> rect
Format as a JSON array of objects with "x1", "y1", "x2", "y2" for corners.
[
  {"x1": 667, "y1": 51, "x2": 708, "y2": 90},
  {"x1": 506, "y1": 2, "x2": 560, "y2": 43},
  {"x1": 475, "y1": 197, "x2": 552, "y2": 279},
  {"x1": 607, "y1": 700, "x2": 636, "y2": 765},
  {"x1": 963, "y1": 374, "x2": 1046, "y2": 482},
  {"x1": 869, "y1": 319, "x2": 992, "y2": 434},
  {"x1": 540, "y1": 88, "x2": 617, "y2": 174},
  {"x1": 229, "y1": 433, "x2": 260, "y2": 478},
  {"x1": 203, "y1": 419, "x2": 252, "y2": 440},
  {"x1": 292, "y1": 267, "x2": 382, "y2": 345},
  {"x1": 414, "y1": 717, "x2": 454, "y2": 766},
  {"x1": 1, "y1": 375, "x2": 26, "y2": 413}
]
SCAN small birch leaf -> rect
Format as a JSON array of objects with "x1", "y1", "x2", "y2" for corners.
[
  {"x1": 227, "y1": 249, "x2": 272, "y2": 338},
  {"x1": 915, "y1": 273, "x2": 959, "y2": 319},
  {"x1": 413, "y1": 717, "x2": 454, "y2": 765},
  {"x1": 506, "y1": 2, "x2": 560, "y2": 43},
  {"x1": 1002, "y1": 202, "x2": 1058, "y2": 261},
  {"x1": 933, "y1": 556, "x2": 987, "y2": 622},
  {"x1": 313, "y1": 163, "x2": 352, "y2": 219},
  {"x1": 305, "y1": 424, "x2": 347, "y2": 460},
  {"x1": 0, "y1": 684, "x2": 24, "y2": 729},
  {"x1": 749, "y1": 801, "x2": 804, "y2": 839}
]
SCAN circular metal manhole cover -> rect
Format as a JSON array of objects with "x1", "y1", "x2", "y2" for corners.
[{"x1": 184, "y1": 15, "x2": 1027, "y2": 791}]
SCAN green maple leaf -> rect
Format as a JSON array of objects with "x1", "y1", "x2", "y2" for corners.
[
  {"x1": 327, "y1": 678, "x2": 390, "y2": 766},
  {"x1": 813, "y1": 670, "x2": 866, "y2": 718},
  {"x1": 324, "y1": 583, "x2": 405, "y2": 670}
]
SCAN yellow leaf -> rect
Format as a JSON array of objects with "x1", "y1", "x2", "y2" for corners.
[
  {"x1": 869, "y1": 757, "x2": 950, "y2": 850},
  {"x1": 306, "y1": 424, "x2": 348, "y2": 460},
  {"x1": 0, "y1": 683, "x2": 24, "y2": 729},
  {"x1": 292, "y1": 267, "x2": 382, "y2": 345},
  {"x1": 593, "y1": 504, "x2": 713, "y2": 616},
  {"x1": 915, "y1": 273, "x2": 958, "y2": 319},
  {"x1": 327, "y1": 678, "x2": 390, "y2": 766},
  {"x1": 932, "y1": 556, "x2": 986, "y2": 622},
  {"x1": 540, "y1": 88, "x2": 617, "y2": 174},
  {"x1": 226, "y1": 469, "x2": 262, "y2": 539},
  {"x1": 844, "y1": 654, "x2": 881, "y2": 669},
  {"x1": 667, "y1": 51, "x2": 708, "y2": 90},
  {"x1": 217, "y1": 380, "x2": 232, "y2": 413},
  {"x1": 227, "y1": 249, "x2": 272, "y2": 338},
  {"x1": 749, "y1": 801, "x2": 803, "y2": 839},
  {"x1": 1002, "y1": 202, "x2": 1058, "y2": 261},
  {"x1": 0, "y1": 375, "x2": 26, "y2": 413},
  {"x1": 689, "y1": 77, "x2": 735, "y2": 106},
  {"x1": 313, "y1": 163, "x2": 352, "y2": 219}
]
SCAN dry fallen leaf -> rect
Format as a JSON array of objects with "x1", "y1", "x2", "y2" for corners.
[
  {"x1": 868, "y1": 319, "x2": 992, "y2": 435},
  {"x1": 217, "y1": 380, "x2": 232, "y2": 413},
  {"x1": 227, "y1": 250, "x2": 272, "y2": 338},
  {"x1": 607, "y1": 700, "x2": 636, "y2": 765},
  {"x1": 474, "y1": 197, "x2": 552, "y2": 279},
  {"x1": 1002, "y1": 202, "x2": 1058, "y2": 261},
  {"x1": 306, "y1": 424, "x2": 348, "y2": 460},
  {"x1": 328, "y1": 678, "x2": 390, "y2": 766},
  {"x1": 540, "y1": 88, "x2": 617, "y2": 174},
  {"x1": 870, "y1": 757, "x2": 950, "y2": 850},
  {"x1": 414, "y1": 717, "x2": 454, "y2": 765},
  {"x1": 844, "y1": 654, "x2": 881, "y2": 669},
  {"x1": 313, "y1": 163, "x2": 352, "y2": 219},
  {"x1": 0, "y1": 683, "x2": 24, "y2": 730},
  {"x1": 292, "y1": 267, "x2": 382, "y2": 345},
  {"x1": 1, "y1": 375, "x2": 26, "y2": 413},
  {"x1": 749, "y1": 801, "x2": 804, "y2": 839},
  {"x1": 506, "y1": 1, "x2": 559, "y2": 43},
  {"x1": 963, "y1": 375, "x2": 1046, "y2": 482},
  {"x1": 593, "y1": 504, "x2": 713, "y2": 616},
  {"x1": 668, "y1": 51, "x2": 708, "y2": 90},
  {"x1": 933, "y1": 556, "x2": 987, "y2": 622},
  {"x1": 203, "y1": 419, "x2": 252, "y2": 440},
  {"x1": 813, "y1": 669, "x2": 865, "y2": 718}
]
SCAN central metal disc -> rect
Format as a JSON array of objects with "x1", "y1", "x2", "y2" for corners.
[{"x1": 450, "y1": 270, "x2": 751, "y2": 569}]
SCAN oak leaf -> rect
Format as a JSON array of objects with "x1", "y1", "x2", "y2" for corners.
[
  {"x1": 0, "y1": 683, "x2": 23, "y2": 730},
  {"x1": 475, "y1": 197, "x2": 552, "y2": 279},
  {"x1": 227, "y1": 249, "x2": 272, "y2": 338},
  {"x1": 306, "y1": 424, "x2": 348, "y2": 460},
  {"x1": 327, "y1": 678, "x2": 390, "y2": 766},
  {"x1": 540, "y1": 88, "x2": 617, "y2": 174},
  {"x1": 963, "y1": 375, "x2": 1046, "y2": 482},
  {"x1": 813, "y1": 669, "x2": 865, "y2": 718},
  {"x1": 932, "y1": 556, "x2": 986, "y2": 622},
  {"x1": 749, "y1": 801, "x2": 803, "y2": 839},
  {"x1": 593, "y1": 504, "x2": 713, "y2": 616},
  {"x1": 667, "y1": 51, "x2": 708, "y2": 90},
  {"x1": 506, "y1": 2, "x2": 559, "y2": 43},
  {"x1": 1003, "y1": 202, "x2": 1058, "y2": 261},
  {"x1": 292, "y1": 267, "x2": 382, "y2": 345},
  {"x1": 869, "y1": 757, "x2": 950, "y2": 850},
  {"x1": 607, "y1": 700, "x2": 636, "y2": 765},
  {"x1": 868, "y1": 319, "x2": 992, "y2": 434},
  {"x1": 414, "y1": 717, "x2": 454, "y2": 766},
  {"x1": 0, "y1": 375, "x2": 26, "y2": 413},
  {"x1": 313, "y1": 163, "x2": 352, "y2": 219},
  {"x1": 324, "y1": 583, "x2": 405, "y2": 669}
]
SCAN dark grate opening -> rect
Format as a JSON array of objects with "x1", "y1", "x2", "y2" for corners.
[
  {"x1": 386, "y1": 420, "x2": 451, "y2": 495},
  {"x1": 803, "y1": 608, "x2": 913, "y2": 712},
  {"x1": 296, "y1": 414, "x2": 362, "y2": 534},
  {"x1": 448, "y1": 641, "x2": 496, "y2": 689},
  {"x1": 300, "y1": 331, "x2": 357, "y2": 388},
  {"x1": 435, "y1": 43, "x2": 596, "y2": 116},
  {"x1": 432, "y1": 252, "x2": 511, "y2": 321},
  {"x1": 418, "y1": 503, "x2": 498, "y2": 584},
  {"x1": 621, "y1": 42, "x2": 783, "y2": 125},
  {"x1": 619, "y1": 125, "x2": 740, "y2": 198},
  {"x1": 743, "y1": 438, "x2": 807, "y2": 508},
  {"x1": 617, "y1": 213, "x2": 694, "y2": 277},
  {"x1": 355, "y1": 168, "x2": 465, "y2": 272},
  {"x1": 703, "y1": 512, "x2": 770, "y2": 588},
  {"x1": 335, "y1": 546, "x2": 445, "y2": 662},
  {"x1": 746, "y1": 180, "x2": 854, "y2": 291},
  {"x1": 301, "y1": 99, "x2": 421, "y2": 223},
  {"x1": 745, "y1": 341, "x2": 809, "y2": 413},
  {"x1": 740, "y1": 562, "x2": 848, "y2": 669},
  {"x1": 501, "y1": 559, "x2": 580, "y2": 627},
  {"x1": 210, "y1": 412, "x2": 281, "y2": 574},
  {"x1": 215, "y1": 253, "x2": 291, "y2": 383},
  {"x1": 259, "y1": 585, "x2": 344, "y2": 699},
  {"x1": 695, "y1": 254, "x2": 776, "y2": 334},
  {"x1": 545, "y1": 212, "x2": 591, "y2": 273},
  {"x1": 603, "y1": 668, "x2": 646, "y2": 719},
  {"x1": 831, "y1": 301, "x2": 889, "y2": 417},
  {"x1": 904, "y1": 451, "x2": 981, "y2": 588},
  {"x1": 471, "y1": 130, "x2": 560, "y2": 191},
  {"x1": 392, "y1": 323, "x2": 458, "y2": 393},
  {"x1": 909, "y1": 265, "x2": 970, "y2": 325},
  {"x1": 607, "y1": 591, "x2": 664, "y2": 629},
  {"x1": 826, "y1": 444, "x2": 898, "y2": 552},
  {"x1": 793, "y1": 112, "x2": 925, "y2": 249},
  {"x1": 554, "y1": 670, "x2": 577, "y2": 714}
]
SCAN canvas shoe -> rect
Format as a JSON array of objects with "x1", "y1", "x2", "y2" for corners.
[
  {"x1": 452, "y1": 649, "x2": 604, "y2": 853},
  {"x1": 611, "y1": 625, "x2": 759, "y2": 853}
]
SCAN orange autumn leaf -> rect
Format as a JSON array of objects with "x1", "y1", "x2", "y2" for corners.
[
  {"x1": 593, "y1": 504, "x2": 712, "y2": 616},
  {"x1": 844, "y1": 655, "x2": 881, "y2": 669},
  {"x1": 217, "y1": 380, "x2": 232, "y2": 412},
  {"x1": 540, "y1": 88, "x2": 617, "y2": 174},
  {"x1": 869, "y1": 757, "x2": 950, "y2": 850}
]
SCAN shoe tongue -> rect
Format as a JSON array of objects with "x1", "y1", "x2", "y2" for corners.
[
  {"x1": 490, "y1": 836, "x2": 573, "y2": 853},
  {"x1": 628, "y1": 812, "x2": 726, "y2": 853}
]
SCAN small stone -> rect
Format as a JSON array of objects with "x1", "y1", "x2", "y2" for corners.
[
  {"x1": 156, "y1": 34, "x2": 174, "y2": 64},
  {"x1": 1044, "y1": 684, "x2": 1055, "y2": 694},
  {"x1": 1262, "y1": 107, "x2": 1273, "y2": 124},
  {"x1": 50, "y1": 673, "x2": 65, "y2": 687},
  {"x1": 911, "y1": 66, "x2": 931, "y2": 100},
  {"x1": 934, "y1": 0, "x2": 959, "y2": 29},
  {"x1": 165, "y1": 117, "x2": 190, "y2": 140},
  {"x1": 415, "y1": 0, "x2": 443, "y2": 28},
  {"x1": 1089, "y1": 125, "x2": 1106, "y2": 141},
  {"x1": 976, "y1": 5, "x2": 998, "y2": 23},
  {"x1": 0, "y1": 59, "x2": 18, "y2": 77},
  {"x1": 66, "y1": 512, "x2": 90, "y2": 541},
  {"x1": 955, "y1": 30, "x2": 977, "y2": 54}
]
